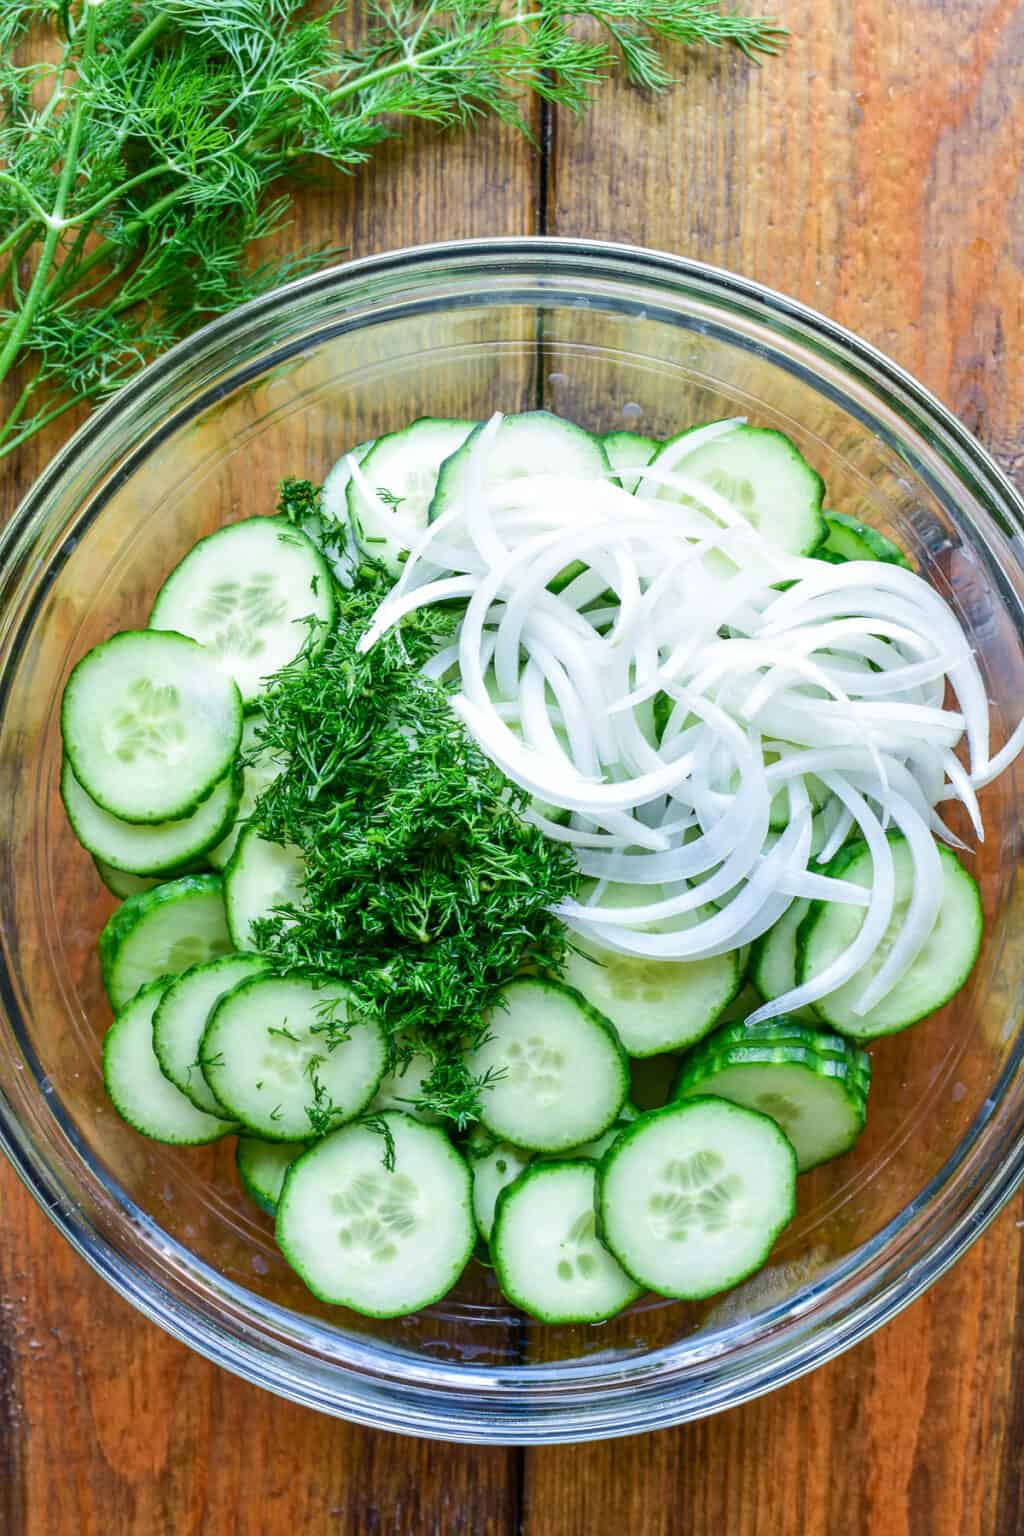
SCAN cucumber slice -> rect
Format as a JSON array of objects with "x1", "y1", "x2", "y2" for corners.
[
  {"x1": 749, "y1": 898, "x2": 818, "y2": 1019},
  {"x1": 598, "y1": 1098, "x2": 797, "y2": 1300},
  {"x1": 466, "y1": 1126, "x2": 534, "y2": 1242},
  {"x1": 492, "y1": 1161, "x2": 642, "y2": 1323},
  {"x1": 712, "y1": 983, "x2": 763, "y2": 1027},
  {"x1": 149, "y1": 517, "x2": 335, "y2": 707},
  {"x1": 200, "y1": 974, "x2": 386, "y2": 1140},
  {"x1": 207, "y1": 716, "x2": 285, "y2": 871},
  {"x1": 797, "y1": 832, "x2": 983, "y2": 1039},
  {"x1": 819, "y1": 511, "x2": 911, "y2": 570},
  {"x1": 650, "y1": 424, "x2": 826, "y2": 556},
  {"x1": 61, "y1": 629, "x2": 243, "y2": 824},
  {"x1": 236, "y1": 1136, "x2": 307, "y2": 1215},
  {"x1": 93, "y1": 859, "x2": 162, "y2": 899},
  {"x1": 369, "y1": 1044, "x2": 442, "y2": 1123},
  {"x1": 562, "y1": 882, "x2": 743, "y2": 1055},
  {"x1": 99, "y1": 873, "x2": 232, "y2": 1011},
  {"x1": 224, "y1": 824, "x2": 306, "y2": 951},
  {"x1": 346, "y1": 419, "x2": 476, "y2": 575},
  {"x1": 673, "y1": 1028, "x2": 870, "y2": 1171},
  {"x1": 467, "y1": 978, "x2": 628, "y2": 1152},
  {"x1": 153, "y1": 953, "x2": 271, "y2": 1117},
  {"x1": 694, "y1": 1016, "x2": 871, "y2": 1081},
  {"x1": 557, "y1": 1114, "x2": 637, "y2": 1162},
  {"x1": 429, "y1": 411, "x2": 611, "y2": 524},
  {"x1": 603, "y1": 431, "x2": 658, "y2": 493},
  {"x1": 320, "y1": 439, "x2": 375, "y2": 537},
  {"x1": 563, "y1": 934, "x2": 742, "y2": 1057},
  {"x1": 103, "y1": 981, "x2": 236, "y2": 1145},
  {"x1": 276, "y1": 1112, "x2": 475, "y2": 1316},
  {"x1": 63, "y1": 758, "x2": 240, "y2": 876}
]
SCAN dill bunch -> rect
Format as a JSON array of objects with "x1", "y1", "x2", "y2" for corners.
[
  {"x1": 0, "y1": 0, "x2": 784, "y2": 461},
  {"x1": 249, "y1": 497, "x2": 580, "y2": 1125}
]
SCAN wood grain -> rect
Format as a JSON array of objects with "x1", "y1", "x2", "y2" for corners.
[
  {"x1": 3, "y1": 1, "x2": 1024, "y2": 1532},
  {"x1": 0, "y1": 105, "x2": 535, "y2": 1536},
  {"x1": 525, "y1": 1, "x2": 1024, "y2": 1532}
]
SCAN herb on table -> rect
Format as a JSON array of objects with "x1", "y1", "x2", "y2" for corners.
[
  {"x1": 249, "y1": 515, "x2": 579, "y2": 1126},
  {"x1": 0, "y1": 1, "x2": 784, "y2": 461}
]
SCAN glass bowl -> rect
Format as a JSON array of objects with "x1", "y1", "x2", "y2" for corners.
[{"x1": 1, "y1": 238, "x2": 1023, "y2": 1445}]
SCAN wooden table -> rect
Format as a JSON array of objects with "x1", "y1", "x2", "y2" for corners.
[{"x1": 2, "y1": 3, "x2": 1023, "y2": 1531}]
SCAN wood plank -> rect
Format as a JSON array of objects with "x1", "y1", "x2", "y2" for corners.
[
  {"x1": 0, "y1": 99, "x2": 536, "y2": 1536},
  {"x1": 528, "y1": 1, "x2": 1024, "y2": 1531}
]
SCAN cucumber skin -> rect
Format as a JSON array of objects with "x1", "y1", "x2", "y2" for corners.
[
  {"x1": 821, "y1": 511, "x2": 912, "y2": 570},
  {"x1": 275, "y1": 1113, "x2": 476, "y2": 1317},
  {"x1": 596, "y1": 1097, "x2": 798, "y2": 1299},
  {"x1": 153, "y1": 953, "x2": 272, "y2": 1115},
  {"x1": 102, "y1": 979, "x2": 237, "y2": 1147},
  {"x1": 475, "y1": 976, "x2": 631, "y2": 1152},
  {"x1": 491, "y1": 1158, "x2": 643, "y2": 1324},
  {"x1": 680, "y1": 1015, "x2": 871, "y2": 1087},
  {"x1": 670, "y1": 1048, "x2": 868, "y2": 1172},
  {"x1": 93, "y1": 857, "x2": 207, "y2": 897},
  {"x1": 795, "y1": 832, "x2": 982, "y2": 1040},
  {"x1": 98, "y1": 873, "x2": 225, "y2": 1003},
  {"x1": 672, "y1": 1044, "x2": 870, "y2": 1113},
  {"x1": 65, "y1": 762, "x2": 242, "y2": 876},
  {"x1": 61, "y1": 629, "x2": 244, "y2": 822}
]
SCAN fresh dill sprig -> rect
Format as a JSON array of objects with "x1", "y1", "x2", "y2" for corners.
[
  {"x1": 0, "y1": 1, "x2": 785, "y2": 460},
  {"x1": 248, "y1": 523, "x2": 579, "y2": 1125}
]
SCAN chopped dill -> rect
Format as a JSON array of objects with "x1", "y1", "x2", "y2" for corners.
[{"x1": 249, "y1": 514, "x2": 579, "y2": 1126}]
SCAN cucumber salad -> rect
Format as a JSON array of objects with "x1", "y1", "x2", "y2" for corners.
[{"x1": 59, "y1": 411, "x2": 1023, "y2": 1324}]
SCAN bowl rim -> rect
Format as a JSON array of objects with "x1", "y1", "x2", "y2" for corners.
[{"x1": 2, "y1": 234, "x2": 1023, "y2": 1443}]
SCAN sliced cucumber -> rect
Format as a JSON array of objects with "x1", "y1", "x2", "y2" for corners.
[
  {"x1": 200, "y1": 973, "x2": 386, "y2": 1140},
  {"x1": 603, "y1": 431, "x2": 658, "y2": 493},
  {"x1": 320, "y1": 439, "x2": 375, "y2": 537},
  {"x1": 346, "y1": 419, "x2": 476, "y2": 575},
  {"x1": 93, "y1": 859, "x2": 162, "y2": 899},
  {"x1": 99, "y1": 874, "x2": 232, "y2": 1011},
  {"x1": 103, "y1": 980, "x2": 235, "y2": 1145},
  {"x1": 558, "y1": 1114, "x2": 638, "y2": 1162},
  {"x1": 598, "y1": 1098, "x2": 797, "y2": 1300},
  {"x1": 466, "y1": 1126, "x2": 534, "y2": 1242},
  {"x1": 63, "y1": 758, "x2": 240, "y2": 876},
  {"x1": 429, "y1": 412, "x2": 611, "y2": 524},
  {"x1": 276, "y1": 1112, "x2": 475, "y2": 1316},
  {"x1": 693, "y1": 1016, "x2": 871, "y2": 1077},
  {"x1": 369, "y1": 1043, "x2": 442, "y2": 1123},
  {"x1": 468, "y1": 978, "x2": 628, "y2": 1152},
  {"x1": 749, "y1": 899, "x2": 816, "y2": 1016},
  {"x1": 207, "y1": 716, "x2": 285, "y2": 871},
  {"x1": 712, "y1": 983, "x2": 763, "y2": 1027},
  {"x1": 224, "y1": 824, "x2": 306, "y2": 951},
  {"x1": 153, "y1": 953, "x2": 270, "y2": 1117},
  {"x1": 563, "y1": 935, "x2": 741, "y2": 1057},
  {"x1": 819, "y1": 511, "x2": 911, "y2": 569},
  {"x1": 149, "y1": 517, "x2": 335, "y2": 707},
  {"x1": 492, "y1": 1161, "x2": 642, "y2": 1323},
  {"x1": 673, "y1": 1024, "x2": 870, "y2": 1171},
  {"x1": 562, "y1": 882, "x2": 743, "y2": 1055},
  {"x1": 62, "y1": 629, "x2": 242, "y2": 824},
  {"x1": 650, "y1": 424, "x2": 826, "y2": 556},
  {"x1": 236, "y1": 1136, "x2": 307, "y2": 1215},
  {"x1": 797, "y1": 832, "x2": 982, "y2": 1039}
]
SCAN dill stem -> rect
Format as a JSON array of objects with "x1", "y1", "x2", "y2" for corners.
[{"x1": 0, "y1": 10, "x2": 95, "y2": 393}]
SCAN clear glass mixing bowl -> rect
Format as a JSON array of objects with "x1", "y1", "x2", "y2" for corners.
[{"x1": 1, "y1": 238, "x2": 1022, "y2": 1444}]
